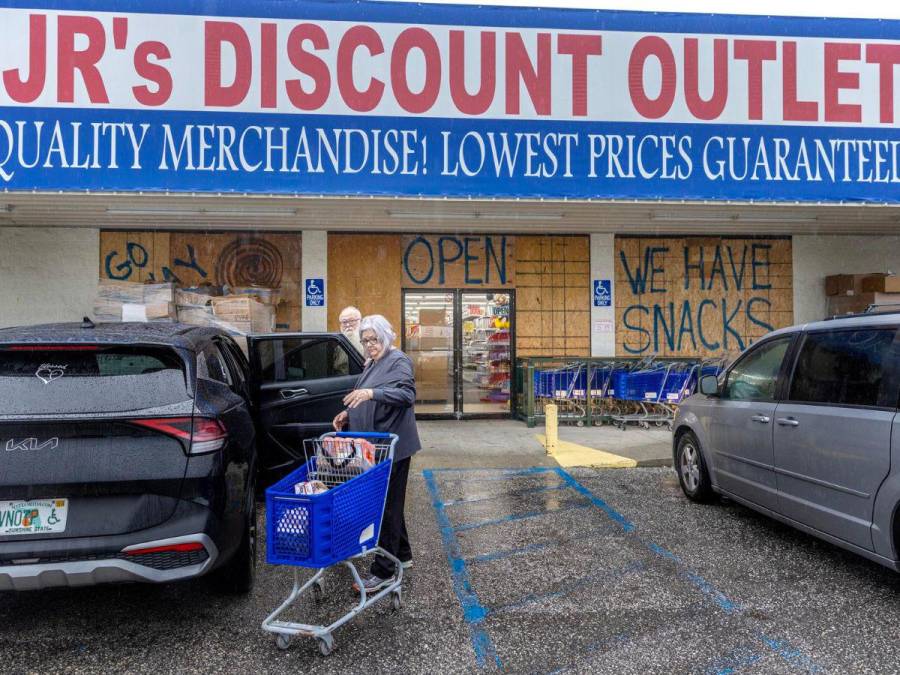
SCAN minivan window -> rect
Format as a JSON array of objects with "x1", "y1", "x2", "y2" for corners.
[
  {"x1": 0, "y1": 345, "x2": 190, "y2": 415},
  {"x1": 255, "y1": 337, "x2": 360, "y2": 383},
  {"x1": 722, "y1": 337, "x2": 791, "y2": 401},
  {"x1": 788, "y1": 329, "x2": 895, "y2": 408}
]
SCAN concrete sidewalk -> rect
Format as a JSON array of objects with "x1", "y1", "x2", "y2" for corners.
[{"x1": 416, "y1": 419, "x2": 672, "y2": 469}]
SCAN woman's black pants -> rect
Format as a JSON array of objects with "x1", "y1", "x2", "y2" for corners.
[{"x1": 371, "y1": 457, "x2": 412, "y2": 578}]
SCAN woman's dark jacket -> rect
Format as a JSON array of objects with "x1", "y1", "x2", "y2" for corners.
[{"x1": 347, "y1": 348, "x2": 421, "y2": 462}]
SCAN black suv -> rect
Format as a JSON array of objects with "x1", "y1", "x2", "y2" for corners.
[{"x1": 0, "y1": 322, "x2": 364, "y2": 592}]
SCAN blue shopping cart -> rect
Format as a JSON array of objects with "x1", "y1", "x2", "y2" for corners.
[
  {"x1": 261, "y1": 431, "x2": 402, "y2": 656},
  {"x1": 609, "y1": 362, "x2": 698, "y2": 430},
  {"x1": 533, "y1": 363, "x2": 588, "y2": 423}
]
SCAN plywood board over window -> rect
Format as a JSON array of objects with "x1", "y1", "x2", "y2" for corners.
[
  {"x1": 328, "y1": 234, "x2": 403, "y2": 334},
  {"x1": 99, "y1": 231, "x2": 302, "y2": 330},
  {"x1": 516, "y1": 235, "x2": 590, "y2": 358},
  {"x1": 401, "y1": 234, "x2": 515, "y2": 288},
  {"x1": 615, "y1": 236, "x2": 793, "y2": 358}
]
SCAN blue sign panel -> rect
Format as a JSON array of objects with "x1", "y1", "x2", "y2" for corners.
[
  {"x1": 593, "y1": 280, "x2": 612, "y2": 307},
  {"x1": 305, "y1": 278, "x2": 324, "y2": 307},
  {"x1": 0, "y1": 2, "x2": 897, "y2": 203}
]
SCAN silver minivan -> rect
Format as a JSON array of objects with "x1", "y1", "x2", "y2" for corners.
[{"x1": 673, "y1": 311, "x2": 900, "y2": 571}]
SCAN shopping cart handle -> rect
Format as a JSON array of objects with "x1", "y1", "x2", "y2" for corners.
[{"x1": 332, "y1": 431, "x2": 394, "y2": 439}]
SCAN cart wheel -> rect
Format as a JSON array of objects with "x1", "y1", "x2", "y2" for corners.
[
  {"x1": 312, "y1": 579, "x2": 325, "y2": 603},
  {"x1": 576, "y1": 420, "x2": 585, "y2": 428},
  {"x1": 317, "y1": 634, "x2": 335, "y2": 657},
  {"x1": 655, "y1": 421, "x2": 665, "y2": 427},
  {"x1": 391, "y1": 590, "x2": 403, "y2": 612},
  {"x1": 640, "y1": 422, "x2": 650, "y2": 430},
  {"x1": 666, "y1": 422, "x2": 674, "y2": 431},
  {"x1": 275, "y1": 634, "x2": 292, "y2": 651}
]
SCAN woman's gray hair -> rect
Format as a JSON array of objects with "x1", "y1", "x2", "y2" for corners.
[{"x1": 359, "y1": 314, "x2": 397, "y2": 350}]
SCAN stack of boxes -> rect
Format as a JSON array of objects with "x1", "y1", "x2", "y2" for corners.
[
  {"x1": 94, "y1": 280, "x2": 277, "y2": 351},
  {"x1": 94, "y1": 281, "x2": 177, "y2": 322},
  {"x1": 825, "y1": 274, "x2": 900, "y2": 316},
  {"x1": 410, "y1": 309, "x2": 452, "y2": 402}
]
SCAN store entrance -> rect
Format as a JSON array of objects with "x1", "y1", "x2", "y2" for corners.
[{"x1": 402, "y1": 290, "x2": 514, "y2": 418}]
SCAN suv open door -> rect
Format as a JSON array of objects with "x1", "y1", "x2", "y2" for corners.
[{"x1": 248, "y1": 333, "x2": 363, "y2": 481}]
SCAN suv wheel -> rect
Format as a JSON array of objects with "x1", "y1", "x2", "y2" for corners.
[
  {"x1": 676, "y1": 432, "x2": 714, "y2": 503},
  {"x1": 212, "y1": 496, "x2": 258, "y2": 595}
]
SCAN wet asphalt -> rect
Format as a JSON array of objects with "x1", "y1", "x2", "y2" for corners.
[{"x1": 2, "y1": 464, "x2": 900, "y2": 674}]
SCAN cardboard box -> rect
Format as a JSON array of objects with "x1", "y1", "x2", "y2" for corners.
[
  {"x1": 418, "y1": 308, "x2": 448, "y2": 326},
  {"x1": 94, "y1": 280, "x2": 176, "y2": 322},
  {"x1": 828, "y1": 292, "x2": 900, "y2": 316},
  {"x1": 175, "y1": 289, "x2": 214, "y2": 307},
  {"x1": 212, "y1": 296, "x2": 275, "y2": 333},
  {"x1": 825, "y1": 274, "x2": 856, "y2": 297},
  {"x1": 824, "y1": 273, "x2": 890, "y2": 297},
  {"x1": 226, "y1": 286, "x2": 281, "y2": 305},
  {"x1": 861, "y1": 275, "x2": 900, "y2": 294},
  {"x1": 414, "y1": 353, "x2": 451, "y2": 401}
]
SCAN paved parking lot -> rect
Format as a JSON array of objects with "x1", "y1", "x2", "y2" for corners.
[{"x1": 3, "y1": 465, "x2": 899, "y2": 673}]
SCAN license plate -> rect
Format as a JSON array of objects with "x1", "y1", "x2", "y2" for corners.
[{"x1": 0, "y1": 499, "x2": 68, "y2": 535}]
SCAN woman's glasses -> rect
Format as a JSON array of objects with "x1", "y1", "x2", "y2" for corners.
[{"x1": 360, "y1": 337, "x2": 380, "y2": 347}]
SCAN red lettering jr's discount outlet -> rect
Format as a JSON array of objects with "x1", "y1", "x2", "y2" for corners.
[{"x1": 0, "y1": 0, "x2": 898, "y2": 418}]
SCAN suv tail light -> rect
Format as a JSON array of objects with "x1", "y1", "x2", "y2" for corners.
[{"x1": 131, "y1": 417, "x2": 227, "y2": 455}]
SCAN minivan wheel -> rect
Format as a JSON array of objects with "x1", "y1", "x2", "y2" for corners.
[
  {"x1": 212, "y1": 498, "x2": 258, "y2": 595},
  {"x1": 676, "y1": 432, "x2": 714, "y2": 503}
]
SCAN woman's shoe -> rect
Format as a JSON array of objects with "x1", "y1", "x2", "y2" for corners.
[{"x1": 352, "y1": 574, "x2": 395, "y2": 593}]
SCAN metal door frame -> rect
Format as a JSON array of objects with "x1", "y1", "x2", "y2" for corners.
[{"x1": 401, "y1": 289, "x2": 515, "y2": 420}]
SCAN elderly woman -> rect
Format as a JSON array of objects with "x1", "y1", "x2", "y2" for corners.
[{"x1": 333, "y1": 314, "x2": 420, "y2": 591}]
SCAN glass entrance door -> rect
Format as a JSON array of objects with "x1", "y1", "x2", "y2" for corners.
[
  {"x1": 403, "y1": 290, "x2": 514, "y2": 417},
  {"x1": 403, "y1": 292, "x2": 455, "y2": 415},
  {"x1": 461, "y1": 292, "x2": 512, "y2": 415}
]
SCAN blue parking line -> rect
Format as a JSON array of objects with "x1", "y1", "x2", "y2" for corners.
[
  {"x1": 430, "y1": 467, "x2": 557, "y2": 483},
  {"x1": 554, "y1": 467, "x2": 635, "y2": 533},
  {"x1": 428, "y1": 466, "x2": 555, "y2": 475},
  {"x1": 467, "y1": 525, "x2": 614, "y2": 565},
  {"x1": 756, "y1": 633, "x2": 824, "y2": 673},
  {"x1": 452, "y1": 502, "x2": 591, "y2": 533},
  {"x1": 442, "y1": 483, "x2": 568, "y2": 507},
  {"x1": 555, "y1": 467, "x2": 823, "y2": 672},
  {"x1": 490, "y1": 560, "x2": 646, "y2": 615},
  {"x1": 423, "y1": 469, "x2": 501, "y2": 670}
]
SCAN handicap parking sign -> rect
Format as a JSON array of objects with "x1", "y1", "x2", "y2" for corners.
[
  {"x1": 593, "y1": 280, "x2": 611, "y2": 307},
  {"x1": 305, "y1": 278, "x2": 325, "y2": 307}
]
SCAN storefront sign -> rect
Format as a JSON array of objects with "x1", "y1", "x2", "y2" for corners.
[
  {"x1": 615, "y1": 236, "x2": 793, "y2": 357},
  {"x1": 0, "y1": 3, "x2": 897, "y2": 202},
  {"x1": 402, "y1": 235, "x2": 515, "y2": 288},
  {"x1": 305, "y1": 278, "x2": 325, "y2": 307},
  {"x1": 593, "y1": 280, "x2": 611, "y2": 307}
]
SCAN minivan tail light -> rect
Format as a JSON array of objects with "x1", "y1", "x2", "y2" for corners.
[{"x1": 130, "y1": 417, "x2": 227, "y2": 455}]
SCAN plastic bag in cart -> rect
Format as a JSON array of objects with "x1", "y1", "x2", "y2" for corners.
[{"x1": 320, "y1": 436, "x2": 377, "y2": 472}]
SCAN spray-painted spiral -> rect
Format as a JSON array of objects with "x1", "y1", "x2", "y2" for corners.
[{"x1": 215, "y1": 238, "x2": 284, "y2": 289}]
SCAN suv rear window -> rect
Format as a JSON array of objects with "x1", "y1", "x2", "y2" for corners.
[
  {"x1": 0, "y1": 346, "x2": 190, "y2": 415},
  {"x1": 788, "y1": 329, "x2": 896, "y2": 408}
]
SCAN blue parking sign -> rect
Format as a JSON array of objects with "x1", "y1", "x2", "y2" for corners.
[
  {"x1": 593, "y1": 280, "x2": 611, "y2": 307},
  {"x1": 305, "y1": 278, "x2": 325, "y2": 307}
]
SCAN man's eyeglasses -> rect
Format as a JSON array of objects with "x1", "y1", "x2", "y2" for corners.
[
  {"x1": 339, "y1": 318, "x2": 360, "y2": 327},
  {"x1": 360, "y1": 337, "x2": 380, "y2": 347}
]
